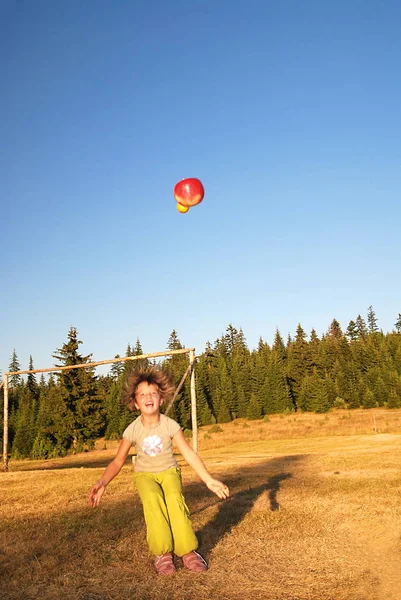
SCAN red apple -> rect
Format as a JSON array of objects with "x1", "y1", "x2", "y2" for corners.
[{"x1": 173, "y1": 178, "x2": 204, "y2": 208}]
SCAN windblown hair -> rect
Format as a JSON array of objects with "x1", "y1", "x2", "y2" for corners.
[{"x1": 122, "y1": 366, "x2": 175, "y2": 411}]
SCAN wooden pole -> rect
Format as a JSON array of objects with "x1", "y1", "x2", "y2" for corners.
[
  {"x1": 3, "y1": 375, "x2": 9, "y2": 472},
  {"x1": 164, "y1": 363, "x2": 192, "y2": 416},
  {"x1": 189, "y1": 350, "x2": 198, "y2": 453},
  {"x1": 4, "y1": 348, "x2": 195, "y2": 377}
]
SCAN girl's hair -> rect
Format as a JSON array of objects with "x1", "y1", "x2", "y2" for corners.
[{"x1": 122, "y1": 366, "x2": 175, "y2": 411}]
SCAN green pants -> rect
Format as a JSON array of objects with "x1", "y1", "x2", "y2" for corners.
[{"x1": 134, "y1": 467, "x2": 198, "y2": 557}]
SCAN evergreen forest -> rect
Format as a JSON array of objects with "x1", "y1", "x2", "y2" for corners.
[{"x1": 2, "y1": 306, "x2": 401, "y2": 460}]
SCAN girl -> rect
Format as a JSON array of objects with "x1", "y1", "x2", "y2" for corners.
[{"x1": 89, "y1": 366, "x2": 230, "y2": 575}]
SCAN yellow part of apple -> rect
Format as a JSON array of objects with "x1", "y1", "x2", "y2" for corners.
[{"x1": 177, "y1": 203, "x2": 190, "y2": 213}]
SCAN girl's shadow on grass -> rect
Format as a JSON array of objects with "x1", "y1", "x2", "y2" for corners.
[{"x1": 191, "y1": 454, "x2": 305, "y2": 558}]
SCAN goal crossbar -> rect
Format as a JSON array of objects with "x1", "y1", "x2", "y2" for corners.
[
  {"x1": 2, "y1": 347, "x2": 197, "y2": 472},
  {"x1": 4, "y1": 348, "x2": 195, "y2": 377}
]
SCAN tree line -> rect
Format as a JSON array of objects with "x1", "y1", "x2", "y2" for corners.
[{"x1": 2, "y1": 307, "x2": 401, "y2": 460}]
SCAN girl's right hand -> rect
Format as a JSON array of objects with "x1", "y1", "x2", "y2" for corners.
[{"x1": 89, "y1": 480, "x2": 105, "y2": 507}]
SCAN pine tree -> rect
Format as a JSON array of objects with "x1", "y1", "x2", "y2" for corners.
[
  {"x1": 324, "y1": 373, "x2": 337, "y2": 407},
  {"x1": 224, "y1": 323, "x2": 239, "y2": 353},
  {"x1": 328, "y1": 319, "x2": 343, "y2": 340},
  {"x1": 194, "y1": 358, "x2": 214, "y2": 426},
  {"x1": 362, "y1": 388, "x2": 376, "y2": 409},
  {"x1": 365, "y1": 337, "x2": 381, "y2": 369},
  {"x1": 217, "y1": 359, "x2": 235, "y2": 420},
  {"x1": 298, "y1": 375, "x2": 314, "y2": 412},
  {"x1": 298, "y1": 371, "x2": 331, "y2": 413},
  {"x1": 287, "y1": 324, "x2": 313, "y2": 409},
  {"x1": 163, "y1": 330, "x2": 190, "y2": 428},
  {"x1": 133, "y1": 338, "x2": 149, "y2": 370},
  {"x1": 333, "y1": 359, "x2": 348, "y2": 401},
  {"x1": 8, "y1": 349, "x2": 22, "y2": 387},
  {"x1": 394, "y1": 314, "x2": 401, "y2": 334},
  {"x1": 214, "y1": 335, "x2": 228, "y2": 360},
  {"x1": 27, "y1": 356, "x2": 38, "y2": 396},
  {"x1": 201, "y1": 342, "x2": 220, "y2": 421},
  {"x1": 249, "y1": 339, "x2": 270, "y2": 402},
  {"x1": 315, "y1": 378, "x2": 331, "y2": 413},
  {"x1": 355, "y1": 315, "x2": 368, "y2": 341},
  {"x1": 346, "y1": 320, "x2": 358, "y2": 342},
  {"x1": 32, "y1": 379, "x2": 71, "y2": 458},
  {"x1": 110, "y1": 355, "x2": 125, "y2": 380},
  {"x1": 350, "y1": 338, "x2": 370, "y2": 373},
  {"x1": 8, "y1": 350, "x2": 24, "y2": 448},
  {"x1": 247, "y1": 393, "x2": 262, "y2": 420},
  {"x1": 387, "y1": 388, "x2": 401, "y2": 408},
  {"x1": 309, "y1": 329, "x2": 321, "y2": 372},
  {"x1": 52, "y1": 327, "x2": 104, "y2": 452},
  {"x1": 367, "y1": 305, "x2": 379, "y2": 334},
  {"x1": 394, "y1": 346, "x2": 401, "y2": 376},
  {"x1": 273, "y1": 329, "x2": 286, "y2": 362},
  {"x1": 373, "y1": 376, "x2": 389, "y2": 406},
  {"x1": 123, "y1": 343, "x2": 135, "y2": 376},
  {"x1": 11, "y1": 356, "x2": 39, "y2": 458},
  {"x1": 321, "y1": 320, "x2": 346, "y2": 374},
  {"x1": 236, "y1": 386, "x2": 248, "y2": 420},
  {"x1": 261, "y1": 360, "x2": 292, "y2": 414},
  {"x1": 226, "y1": 325, "x2": 250, "y2": 418},
  {"x1": 11, "y1": 388, "x2": 34, "y2": 458},
  {"x1": 167, "y1": 330, "x2": 183, "y2": 351},
  {"x1": 27, "y1": 356, "x2": 39, "y2": 429},
  {"x1": 105, "y1": 379, "x2": 125, "y2": 439},
  {"x1": 217, "y1": 396, "x2": 231, "y2": 423},
  {"x1": 196, "y1": 350, "x2": 218, "y2": 423},
  {"x1": 348, "y1": 379, "x2": 361, "y2": 409}
]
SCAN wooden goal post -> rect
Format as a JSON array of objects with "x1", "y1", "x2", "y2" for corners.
[{"x1": 2, "y1": 347, "x2": 197, "y2": 472}]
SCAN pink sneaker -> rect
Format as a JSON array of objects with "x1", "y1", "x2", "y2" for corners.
[
  {"x1": 182, "y1": 551, "x2": 208, "y2": 572},
  {"x1": 154, "y1": 552, "x2": 176, "y2": 575}
]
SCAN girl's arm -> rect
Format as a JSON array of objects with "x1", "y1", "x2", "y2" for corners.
[
  {"x1": 173, "y1": 430, "x2": 230, "y2": 500},
  {"x1": 88, "y1": 437, "x2": 132, "y2": 507}
]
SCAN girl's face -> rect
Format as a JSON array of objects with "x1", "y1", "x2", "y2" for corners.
[{"x1": 134, "y1": 381, "x2": 163, "y2": 415}]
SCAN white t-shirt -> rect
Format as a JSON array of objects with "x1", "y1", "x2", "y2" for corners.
[{"x1": 123, "y1": 414, "x2": 181, "y2": 473}]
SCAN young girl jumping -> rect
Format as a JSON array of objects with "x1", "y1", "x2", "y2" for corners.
[{"x1": 89, "y1": 366, "x2": 230, "y2": 575}]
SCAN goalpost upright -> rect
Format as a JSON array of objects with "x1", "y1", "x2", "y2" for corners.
[{"x1": 2, "y1": 347, "x2": 198, "y2": 472}]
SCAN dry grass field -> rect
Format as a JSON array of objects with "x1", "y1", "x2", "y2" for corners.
[{"x1": 1, "y1": 408, "x2": 401, "y2": 600}]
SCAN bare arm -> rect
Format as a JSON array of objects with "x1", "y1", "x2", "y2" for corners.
[
  {"x1": 88, "y1": 437, "x2": 132, "y2": 507},
  {"x1": 173, "y1": 430, "x2": 229, "y2": 500}
]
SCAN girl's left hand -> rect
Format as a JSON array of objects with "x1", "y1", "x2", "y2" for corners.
[
  {"x1": 88, "y1": 480, "x2": 105, "y2": 507},
  {"x1": 206, "y1": 478, "x2": 230, "y2": 500}
]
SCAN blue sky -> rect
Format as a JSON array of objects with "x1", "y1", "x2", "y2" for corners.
[{"x1": 2, "y1": 0, "x2": 401, "y2": 376}]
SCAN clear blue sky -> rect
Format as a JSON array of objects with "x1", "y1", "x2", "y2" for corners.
[{"x1": 2, "y1": 0, "x2": 401, "y2": 376}]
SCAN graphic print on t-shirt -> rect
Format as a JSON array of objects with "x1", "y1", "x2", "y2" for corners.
[{"x1": 142, "y1": 435, "x2": 163, "y2": 457}]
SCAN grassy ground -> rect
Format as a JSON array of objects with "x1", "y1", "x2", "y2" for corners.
[{"x1": 1, "y1": 409, "x2": 401, "y2": 600}]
